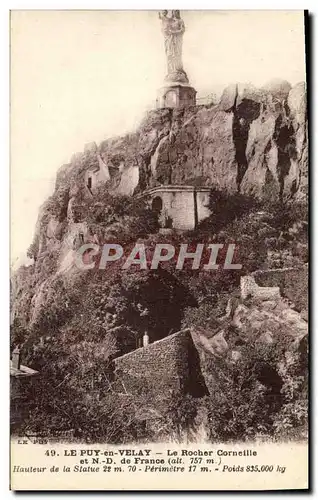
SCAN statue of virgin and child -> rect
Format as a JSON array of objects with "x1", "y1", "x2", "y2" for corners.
[{"x1": 158, "y1": 10, "x2": 189, "y2": 84}]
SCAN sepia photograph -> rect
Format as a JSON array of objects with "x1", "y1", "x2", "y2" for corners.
[{"x1": 9, "y1": 8, "x2": 309, "y2": 491}]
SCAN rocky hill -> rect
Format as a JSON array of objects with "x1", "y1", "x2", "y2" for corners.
[
  {"x1": 10, "y1": 80, "x2": 308, "y2": 443},
  {"x1": 53, "y1": 80, "x2": 307, "y2": 198}
]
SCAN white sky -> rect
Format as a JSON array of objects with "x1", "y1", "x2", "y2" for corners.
[{"x1": 10, "y1": 10, "x2": 306, "y2": 264}]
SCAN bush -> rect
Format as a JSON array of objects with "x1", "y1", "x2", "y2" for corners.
[
  {"x1": 12, "y1": 181, "x2": 308, "y2": 442},
  {"x1": 72, "y1": 185, "x2": 158, "y2": 242},
  {"x1": 198, "y1": 189, "x2": 260, "y2": 234},
  {"x1": 201, "y1": 334, "x2": 307, "y2": 442}
]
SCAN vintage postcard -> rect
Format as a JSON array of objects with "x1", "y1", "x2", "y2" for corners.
[{"x1": 10, "y1": 10, "x2": 308, "y2": 490}]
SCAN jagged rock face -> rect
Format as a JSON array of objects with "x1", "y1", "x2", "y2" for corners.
[
  {"x1": 138, "y1": 106, "x2": 239, "y2": 192},
  {"x1": 191, "y1": 292, "x2": 307, "y2": 369},
  {"x1": 52, "y1": 81, "x2": 307, "y2": 204},
  {"x1": 12, "y1": 81, "x2": 307, "y2": 321},
  {"x1": 262, "y1": 78, "x2": 292, "y2": 101},
  {"x1": 137, "y1": 82, "x2": 307, "y2": 202},
  {"x1": 287, "y1": 82, "x2": 308, "y2": 200}
]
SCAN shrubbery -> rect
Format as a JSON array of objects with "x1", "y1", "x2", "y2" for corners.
[
  {"x1": 11, "y1": 184, "x2": 308, "y2": 442},
  {"x1": 72, "y1": 184, "x2": 158, "y2": 243},
  {"x1": 200, "y1": 334, "x2": 308, "y2": 442}
]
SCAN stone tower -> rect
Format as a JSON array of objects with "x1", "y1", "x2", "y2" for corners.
[{"x1": 157, "y1": 10, "x2": 196, "y2": 108}]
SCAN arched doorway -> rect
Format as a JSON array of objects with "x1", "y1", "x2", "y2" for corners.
[{"x1": 152, "y1": 196, "x2": 163, "y2": 214}]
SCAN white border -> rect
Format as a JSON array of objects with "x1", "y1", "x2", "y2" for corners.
[{"x1": 2, "y1": 1, "x2": 317, "y2": 498}]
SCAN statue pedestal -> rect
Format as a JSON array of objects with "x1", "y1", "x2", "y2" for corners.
[{"x1": 157, "y1": 84, "x2": 197, "y2": 109}]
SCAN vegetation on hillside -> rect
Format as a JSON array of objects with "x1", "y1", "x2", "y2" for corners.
[{"x1": 11, "y1": 181, "x2": 308, "y2": 443}]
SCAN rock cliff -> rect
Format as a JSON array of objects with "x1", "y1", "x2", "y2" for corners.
[
  {"x1": 138, "y1": 80, "x2": 307, "y2": 201},
  {"x1": 10, "y1": 80, "x2": 308, "y2": 442},
  {"x1": 11, "y1": 80, "x2": 308, "y2": 321},
  {"x1": 53, "y1": 80, "x2": 307, "y2": 202}
]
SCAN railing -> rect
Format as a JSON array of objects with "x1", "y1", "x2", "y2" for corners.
[
  {"x1": 152, "y1": 93, "x2": 218, "y2": 110},
  {"x1": 196, "y1": 93, "x2": 218, "y2": 106}
]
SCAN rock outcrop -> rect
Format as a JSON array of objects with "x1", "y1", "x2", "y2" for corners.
[
  {"x1": 191, "y1": 267, "x2": 308, "y2": 377},
  {"x1": 135, "y1": 81, "x2": 307, "y2": 202},
  {"x1": 11, "y1": 81, "x2": 308, "y2": 345},
  {"x1": 50, "y1": 81, "x2": 307, "y2": 207},
  {"x1": 11, "y1": 80, "x2": 308, "y2": 334}
]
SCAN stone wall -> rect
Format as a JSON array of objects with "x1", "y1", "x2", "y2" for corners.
[
  {"x1": 196, "y1": 190, "x2": 211, "y2": 223},
  {"x1": 159, "y1": 189, "x2": 195, "y2": 229},
  {"x1": 147, "y1": 186, "x2": 211, "y2": 230},
  {"x1": 240, "y1": 275, "x2": 281, "y2": 301},
  {"x1": 252, "y1": 265, "x2": 308, "y2": 312},
  {"x1": 112, "y1": 330, "x2": 208, "y2": 401},
  {"x1": 170, "y1": 190, "x2": 195, "y2": 229},
  {"x1": 157, "y1": 85, "x2": 197, "y2": 109}
]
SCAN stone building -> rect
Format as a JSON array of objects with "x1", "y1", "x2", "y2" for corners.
[
  {"x1": 240, "y1": 265, "x2": 308, "y2": 314},
  {"x1": 252, "y1": 265, "x2": 308, "y2": 313},
  {"x1": 143, "y1": 184, "x2": 211, "y2": 231},
  {"x1": 157, "y1": 84, "x2": 197, "y2": 109},
  {"x1": 113, "y1": 330, "x2": 208, "y2": 400},
  {"x1": 85, "y1": 153, "x2": 110, "y2": 192}
]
